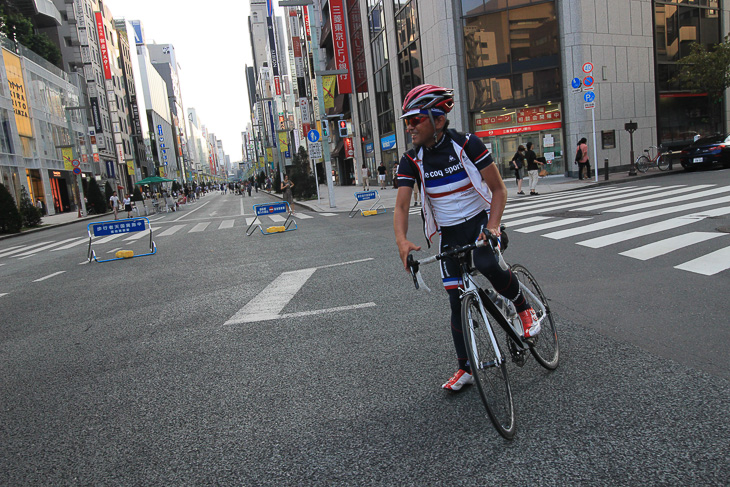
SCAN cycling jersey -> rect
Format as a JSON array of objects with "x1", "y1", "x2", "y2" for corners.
[{"x1": 396, "y1": 129, "x2": 494, "y2": 244}]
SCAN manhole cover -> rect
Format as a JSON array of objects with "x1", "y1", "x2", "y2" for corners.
[{"x1": 543, "y1": 210, "x2": 601, "y2": 218}]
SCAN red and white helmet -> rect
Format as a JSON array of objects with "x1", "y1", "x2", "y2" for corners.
[{"x1": 401, "y1": 84, "x2": 454, "y2": 119}]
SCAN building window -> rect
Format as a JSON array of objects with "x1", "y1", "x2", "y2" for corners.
[
  {"x1": 394, "y1": 0, "x2": 422, "y2": 96},
  {"x1": 369, "y1": 0, "x2": 395, "y2": 136}
]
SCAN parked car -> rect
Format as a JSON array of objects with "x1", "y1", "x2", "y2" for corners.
[{"x1": 679, "y1": 133, "x2": 730, "y2": 170}]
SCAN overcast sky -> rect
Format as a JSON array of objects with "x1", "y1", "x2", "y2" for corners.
[{"x1": 105, "y1": 0, "x2": 262, "y2": 159}]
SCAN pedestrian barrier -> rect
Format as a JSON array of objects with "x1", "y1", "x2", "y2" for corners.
[
  {"x1": 348, "y1": 190, "x2": 386, "y2": 218},
  {"x1": 246, "y1": 202, "x2": 298, "y2": 236},
  {"x1": 87, "y1": 217, "x2": 157, "y2": 263}
]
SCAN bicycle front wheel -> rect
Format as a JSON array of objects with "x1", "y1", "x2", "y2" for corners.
[
  {"x1": 511, "y1": 265, "x2": 559, "y2": 370},
  {"x1": 462, "y1": 293, "x2": 515, "y2": 439},
  {"x1": 657, "y1": 154, "x2": 670, "y2": 171},
  {"x1": 635, "y1": 155, "x2": 650, "y2": 173}
]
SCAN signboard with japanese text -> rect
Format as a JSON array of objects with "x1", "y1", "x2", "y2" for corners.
[
  {"x1": 344, "y1": 137, "x2": 354, "y2": 158},
  {"x1": 356, "y1": 191, "x2": 377, "y2": 201},
  {"x1": 516, "y1": 106, "x2": 560, "y2": 124},
  {"x1": 256, "y1": 202, "x2": 288, "y2": 216},
  {"x1": 267, "y1": 17, "x2": 280, "y2": 78},
  {"x1": 2, "y1": 50, "x2": 32, "y2": 137},
  {"x1": 89, "y1": 98, "x2": 103, "y2": 132},
  {"x1": 92, "y1": 219, "x2": 146, "y2": 237},
  {"x1": 347, "y1": 0, "x2": 367, "y2": 92},
  {"x1": 94, "y1": 12, "x2": 112, "y2": 80},
  {"x1": 475, "y1": 121, "x2": 562, "y2": 138},
  {"x1": 329, "y1": 0, "x2": 352, "y2": 93}
]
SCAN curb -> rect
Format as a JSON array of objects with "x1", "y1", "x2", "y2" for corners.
[{"x1": 0, "y1": 212, "x2": 111, "y2": 241}]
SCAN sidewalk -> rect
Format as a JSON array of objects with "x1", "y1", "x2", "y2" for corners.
[{"x1": 289, "y1": 165, "x2": 683, "y2": 213}]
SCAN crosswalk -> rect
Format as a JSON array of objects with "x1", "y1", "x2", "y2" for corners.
[
  {"x1": 3, "y1": 186, "x2": 730, "y2": 276},
  {"x1": 0, "y1": 211, "x2": 329, "y2": 261},
  {"x1": 407, "y1": 184, "x2": 730, "y2": 276}
]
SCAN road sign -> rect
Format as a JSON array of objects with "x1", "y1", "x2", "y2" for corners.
[
  {"x1": 72, "y1": 159, "x2": 80, "y2": 168},
  {"x1": 584, "y1": 102, "x2": 595, "y2": 110},
  {"x1": 309, "y1": 142, "x2": 322, "y2": 159},
  {"x1": 582, "y1": 62, "x2": 594, "y2": 74},
  {"x1": 583, "y1": 76, "x2": 594, "y2": 88},
  {"x1": 571, "y1": 77, "x2": 581, "y2": 89},
  {"x1": 584, "y1": 91, "x2": 596, "y2": 103},
  {"x1": 72, "y1": 167, "x2": 81, "y2": 175},
  {"x1": 307, "y1": 129, "x2": 320, "y2": 143}
]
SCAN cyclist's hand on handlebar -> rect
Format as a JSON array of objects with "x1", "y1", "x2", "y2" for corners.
[{"x1": 397, "y1": 239, "x2": 421, "y2": 270}]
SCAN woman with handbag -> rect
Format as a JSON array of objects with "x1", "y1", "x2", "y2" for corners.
[
  {"x1": 576, "y1": 137, "x2": 590, "y2": 180},
  {"x1": 510, "y1": 145, "x2": 526, "y2": 195}
]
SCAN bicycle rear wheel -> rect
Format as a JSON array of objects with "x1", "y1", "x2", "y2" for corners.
[
  {"x1": 657, "y1": 154, "x2": 670, "y2": 171},
  {"x1": 635, "y1": 155, "x2": 650, "y2": 173},
  {"x1": 511, "y1": 265, "x2": 559, "y2": 370},
  {"x1": 462, "y1": 293, "x2": 515, "y2": 439}
]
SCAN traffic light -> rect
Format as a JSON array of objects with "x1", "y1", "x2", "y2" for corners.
[{"x1": 338, "y1": 120, "x2": 348, "y2": 137}]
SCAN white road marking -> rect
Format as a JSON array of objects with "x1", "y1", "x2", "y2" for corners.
[
  {"x1": 620, "y1": 232, "x2": 726, "y2": 260},
  {"x1": 225, "y1": 259, "x2": 374, "y2": 325},
  {"x1": 158, "y1": 225, "x2": 185, "y2": 236},
  {"x1": 78, "y1": 261, "x2": 89, "y2": 265},
  {"x1": 93, "y1": 234, "x2": 124, "y2": 244},
  {"x1": 293, "y1": 213, "x2": 313, "y2": 219},
  {"x1": 124, "y1": 230, "x2": 149, "y2": 241},
  {"x1": 515, "y1": 218, "x2": 591, "y2": 234},
  {"x1": 543, "y1": 195, "x2": 730, "y2": 240},
  {"x1": 579, "y1": 185, "x2": 709, "y2": 211},
  {"x1": 320, "y1": 213, "x2": 337, "y2": 217},
  {"x1": 675, "y1": 246, "x2": 730, "y2": 275},
  {"x1": 173, "y1": 201, "x2": 209, "y2": 222},
  {"x1": 34, "y1": 271, "x2": 66, "y2": 282},
  {"x1": 605, "y1": 185, "x2": 730, "y2": 213},
  {"x1": 219, "y1": 220, "x2": 235, "y2": 229},
  {"x1": 107, "y1": 247, "x2": 122, "y2": 254},
  {"x1": 240, "y1": 198, "x2": 245, "y2": 216},
  {"x1": 189, "y1": 222, "x2": 210, "y2": 232},
  {"x1": 318, "y1": 258, "x2": 374, "y2": 269},
  {"x1": 15, "y1": 238, "x2": 82, "y2": 258},
  {"x1": 504, "y1": 186, "x2": 652, "y2": 216},
  {"x1": 0, "y1": 293, "x2": 7, "y2": 297},
  {"x1": 269, "y1": 214, "x2": 286, "y2": 222},
  {"x1": 0, "y1": 245, "x2": 22, "y2": 256},
  {"x1": 50, "y1": 238, "x2": 89, "y2": 251},
  {"x1": 0, "y1": 242, "x2": 51, "y2": 258},
  {"x1": 503, "y1": 216, "x2": 552, "y2": 227},
  {"x1": 245, "y1": 217, "x2": 256, "y2": 226},
  {"x1": 579, "y1": 216, "x2": 702, "y2": 249}
]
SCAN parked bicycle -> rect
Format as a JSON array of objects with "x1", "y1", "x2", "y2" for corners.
[
  {"x1": 406, "y1": 226, "x2": 559, "y2": 439},
  {"x1": 636, "y1": 145, "x2": 670, "y2": 173}
]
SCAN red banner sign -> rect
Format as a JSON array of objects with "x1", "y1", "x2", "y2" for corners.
[
  {"x1": 516, "y1": 107, "x2": 561, "y2": 124},
  {"x1": 274, "y1": 76, "x2": 281, "y2": 96},
  {"x1": 94, "y1": 12, "x2": 112, "y2": 80},
  {"x1": 348, "y1": 1, "x2": 367, "y2": 92},
  {"x1": 329, "y1": 0, "x2": 351, "y2": 94},
  {"x1": 475, "y1": 121, "x2": 562, "y2": 138},
  {"x1": 303, "y1": 6, "x2": 311, "y2": 39},
  {"x1": 344, "y1": 137, "x2": 354, "y2": 158}
]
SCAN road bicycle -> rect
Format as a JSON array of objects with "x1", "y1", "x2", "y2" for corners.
[
  {"x1": 406, "y1": 227, "x2": 559, "y2": 439},
  {"x1": 635, "y1": 145, "x2": 671, "y2": 173}
]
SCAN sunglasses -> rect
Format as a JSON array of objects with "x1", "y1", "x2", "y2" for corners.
[{"x1": 405, "y1": 115, "x2": 429, "y2": 128}]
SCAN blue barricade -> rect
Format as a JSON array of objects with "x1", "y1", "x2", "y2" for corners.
[
  {"x1": 87, "y1": 217, "x2": 156, "y2": 262},
  {"x1": 348, "y1": 190, "x2": 386, "y2": 217},
  {"x1": 246, "y1": 201, "x2": 298, "y2": 236}
]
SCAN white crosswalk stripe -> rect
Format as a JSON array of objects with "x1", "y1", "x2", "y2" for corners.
[
  {"x1": 93, "y1": 234, "x2": 124, "y2": 244},
  {"x1": 292, "y1": 212, "x2": 313, "y2": 219},
  {"x1": 579, "y1": 185, "x2": 711, "y2": 212},
  {"x1": 620, "y1": 232, "x2": 726, "y2": 261},
  {"x1": 124, "y1": 230, "x2": 149, "y2": 241},
  {"x1": 0, "y1": 242, "x2": 51, "y2": 258},
  {"x1": 15, "y1": 238, "x2": 83, "y2": 258},
  {"x1": 157, "y1": 224, "x2": 185, "y2": 236},
  {"x1": 50, "y1": 238, "x2": 89, "y2": 251},
  {"x1": 219, "y1": 220, "x2": 235, "y2": 229},
  {"x1": 604, "y1": 185, "x2": 730, "y2": 213},
  {"x1": 515, "y1": 218, "x2": 592, "y2": 234},
  {"x1": 675, "y1": 246, "x2": 730, "y2": 275},
  {"x1": 268, "y1": 215, "x2": 286, "y2": 222},
  {"x1": 189, "y1": 222, "x2": 210, "y2": 232}
]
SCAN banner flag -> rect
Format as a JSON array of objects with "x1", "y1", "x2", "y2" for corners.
[{"x1": 323, "y1": 76, "x2": 336, "y2": 111}]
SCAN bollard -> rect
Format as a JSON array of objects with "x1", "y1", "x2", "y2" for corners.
[{"x1": 604, "y1": 158, "x2": 609, "y2": 180}]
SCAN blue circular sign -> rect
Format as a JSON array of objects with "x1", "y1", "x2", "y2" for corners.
[
  {"x1": 307, "y1": 130, "x2": 320, "y2": 143},
  {"x1": 72, "y1": 167, "x2": 81, "y2": 175},
  {"x1": 584, "y1": 92, "x2": 596, "y2": 103},
  {"x1": 583, "y1": 76, "x2": 594, "y2": 87},
  {"x1": 571, "y1": 77, "x2": 581, "y2": 89}
]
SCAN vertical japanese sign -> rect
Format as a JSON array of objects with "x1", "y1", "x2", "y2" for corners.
[
  {"x1": 329, "y1": 0, "x2": 351, "y2": 94},
  {"x1": 2, "y1": 50, "x2": 32, "y2": 137},
  {"x1": 347, "y1": 0, "x2": 367, "y2": 92},
  {"x1": 267, "y1": 17, "x2": 281, "y2": 96},
  {"x1": 289, "y1": 9, "x2": 307, "y2": 96},
  {"x1": 94, "y1": 12, "x2": 112, "y2": 80},
  {"x1": 62, "y1": 147, "x2": 74, "y2": 171},
  {"x1": 303, "y1": 6, "x2": 311, "y2": 39},
  {"x1": 323, "y1": 76, "x2": 336, "y2": 111},
  {"x1": 89, "y1": 97, "x2": 103, "y2": 132}
]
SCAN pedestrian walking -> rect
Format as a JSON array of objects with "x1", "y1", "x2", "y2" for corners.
[
  {"x1": 123, "y1": 194, "x2": 133, "y2": 218},
  {"x1": 576, "y1": 137, "x2": 591, "y2": 180},
  {"x1": 377, "y1": 162, "x2": 387, "y2": 189},
  {"x1": 109, "y1": 191, "x2": 120, "y2": 219},
  {"x1": 281, "y1": 174, "x2": 294, "y2": 205},
  {"x1": 525, "y1": 142, "x2": 544, "y2": 196},
  {"x1": 361, "y1": 163, "x2": 370, "y2": 191},
  {"x1": 510, "y1": 145, "x2": 526, "y2": 195}
]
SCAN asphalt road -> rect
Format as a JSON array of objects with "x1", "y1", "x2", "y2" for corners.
[{"x1": 1, "y1": 174, "x2": 728, "y2": 485}]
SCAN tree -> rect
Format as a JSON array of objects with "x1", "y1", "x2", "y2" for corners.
[
  {"x1": 674, "y1": 35, "x2": 730, "y2": 134},
  {"x1": 87, "y1": 178, "x2": 107, "y2": 214},
  {"x1": 104, "y1": 181, "x2": 114, "y2": 205},
  {"x1": 0, "y1": 183, "x2": 21, "y2": 233},
  {"x1": 18, "y1": 186, "x2": 41, "y2": 228},
  {"x1": 290, "y1": 146, "x2": 317, "y2": 199},
  {"x1": 0, "y1": 6, "x2": 62, "y2": 67}
]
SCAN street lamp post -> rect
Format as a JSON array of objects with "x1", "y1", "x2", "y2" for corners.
[{"x1": 64, "y1": 106, "x2": 89, "y2": 217}]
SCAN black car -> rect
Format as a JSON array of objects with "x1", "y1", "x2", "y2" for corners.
[{"x1": 679, "y1": 133, "x2": 730, "y2": 170}]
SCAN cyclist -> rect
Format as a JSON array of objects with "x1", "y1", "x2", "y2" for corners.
[{"x1": 393, "y1": 84, "x2": 540, "y2": 392}]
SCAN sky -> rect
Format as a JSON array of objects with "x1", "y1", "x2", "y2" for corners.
[{"x1": 104, "y1": 0, "x2": 260, "y2": 159}]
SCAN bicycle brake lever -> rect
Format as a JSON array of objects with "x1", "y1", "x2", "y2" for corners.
[{"x1": 407, "y1": 254, "x2": 419, "y2": 290}]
